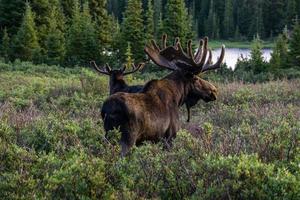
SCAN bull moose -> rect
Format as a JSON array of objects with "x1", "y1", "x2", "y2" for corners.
[
  {"x1": 101, "y1": 35, "x2": 225, "y2": 156},
  {"x1": 90, "y1": 61, "x2": 145, "y2": 95},
  {"x1": 91, "y1": 60, "x2": 199, "y2": 122}
]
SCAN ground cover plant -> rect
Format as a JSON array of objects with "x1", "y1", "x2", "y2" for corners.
[{"x1": 0, "y1": 61, "x2": 299, "y2": 199}]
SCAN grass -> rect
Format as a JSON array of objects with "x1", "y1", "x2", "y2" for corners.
[
  {"x1": 0, "y1": 61, "x2": 299, "y2": 199},
  {"x1": 208, "y1": 39, "x2": 275, "y2": 49}
]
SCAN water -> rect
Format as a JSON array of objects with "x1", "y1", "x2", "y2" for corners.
[{"x1": 212, "y1": 48, "x2": 272, "y2": 69}]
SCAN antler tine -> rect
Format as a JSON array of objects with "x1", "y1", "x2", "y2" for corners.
[
  {"x1": 91, "y1": 61, "x2": 110, "y2": 75},
  {"x1": 123, "y1": 62, "x2": 145, "y2": 76},
  {"x1": 187, "y1": 40, "x2": 196, "y2": 65},
  {"x1": 201, "y1": 45, "x2": 225, "y2": 72},
  {"x1": 174, "y1": 37, "x2": 180, "y2": 49},
  {"x1": 162, "y1": 34, "x2": 167, "y2": 49},
  {"x1": 197, "y1": 37, "x2": 208, "y2": 67},
  {"x1": 151, "y1": 39, "x2": 160, "y2": 52},
  {"x1": 175, "y1": 38, "x2": 185, "y2": 55},
  {"x1": 194, "y1": 39, "x2": 204, "y2": 63}
]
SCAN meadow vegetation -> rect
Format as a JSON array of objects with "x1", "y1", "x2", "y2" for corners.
[{"x1": 0, "y1": 61, "x2": 299, "y2": 199}]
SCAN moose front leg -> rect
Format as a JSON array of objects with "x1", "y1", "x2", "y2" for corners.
[
  {"x1": 119, "y1": 128, "x2": 136, "y2": 157},
  {"x1": 186, "y1": 104, "x2": 191, "y2": 122}
]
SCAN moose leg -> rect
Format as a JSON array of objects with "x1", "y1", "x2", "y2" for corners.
[
  {"x1": 119, "y1": 127, "x2": 136, "y2": 157},
  {"x1": 120, "y1": 141, "x2": 131, "y2": 157},
  {"x1": 186, "y1": 104, "x2": 191, "y2": 123}
]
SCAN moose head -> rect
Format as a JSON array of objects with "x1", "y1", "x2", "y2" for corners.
[
  {"x1": 91, "y1": 61, "x2": 145, "y2": 95},
  {"x1": 145, "y1": 35, "x2": 225, "y2": 122}
]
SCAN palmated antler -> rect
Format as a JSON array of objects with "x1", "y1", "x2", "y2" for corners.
[
  {"x1": 123, "y1": 63, "x2": 145, "y2": 76},
  {"x1": 90, "y1": 61, "x2": 111, "y2": 75},
  {"x1": 144, "y1": 34, "x2": 225, "y2": 74}
]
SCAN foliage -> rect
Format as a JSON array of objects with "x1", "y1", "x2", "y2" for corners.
[
  {"x1": 65, "y1": 1, "x2": 98, "y2": 66},
  {"x1": 11, "y1": 2, "x2": 40, "y2": 62},
  {"x1": 288, "y1": 20, "x2": 300, "y2": 68},
  {"x1": 0, "y1": 61, "x2": 300, "y2": 198},
  {"x1": 163, "y1": 0, "x2": 195, "y2": 45},
  {"x1": 0, "y1": 28, "x2": 10, "y2": 62},
  {"x1": 120, "y1": 0, "x2": 145, "y2": 62}
]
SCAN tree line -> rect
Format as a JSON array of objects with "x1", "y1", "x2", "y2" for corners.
[{"x1": 0, "y1": 0, "x2": 300, "y2": 68}]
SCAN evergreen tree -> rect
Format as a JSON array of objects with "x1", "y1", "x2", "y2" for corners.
[
  {"x1": 90, "y1": 0, "x2": 116, "y2": 52},
  {"x1": 270, "y1": 34, "x2": 289, "y2": 70},
  {"x1": 206, "y1": 0, "x2": 219, "y2": 39},
  {"x1": 145, "y1": 0, "x2": 155, "y2": 42},
  {"x1": 153, "y1": 0, "x2": 162, "y2": 38},
  {"x1": 250, "y1": 35, "x2": 266, "y2": 73},
  {"x1": 12, "y1": 2, "x2": 40, "y2": 62},
  {"x1": 163, "y1": 0, "x2": 194, "y2": 45},
  {"x1": 263, "y1": 0, "x2": 285, "y2": 37},
  {"x1": 44, "y1": 5, "x2": 66, "y2": 65},
  {"x1": 66, "y1": 1, "x2": 99, "y2": 66},
  {"x1": 0, "y1": 0, "x2": 25, "y2": 36},
  {"x1": 0, "y1": 28, "x2": 10, "y2": 62},
  {"x1": 286, "y1": 0, "x2": 297, "y2": 28},
  {"x1": 288, "y1": 20, "x2": 300, "y2": 67},
  {"x1": 60, "y1": 0, "x2": 76, "y2": 19},
  {"x1": 249, "y1": 0, "x2": 264, "y2": 38},
  {"x1": 120, "y1": 0, "x2": 145, "y2": 61},
  {"x1": 31, "y1": 0, "x2": 66, "y2": 60},
  {"x1": 89, "y1": 0, "x2": 107, "y2": 21},
  {"x1": 223, "y1": 0, "x2": 234, "y2": 39}
]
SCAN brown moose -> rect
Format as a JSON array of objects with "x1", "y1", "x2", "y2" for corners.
[{"x1": 101, "y1": 35, "x2": 225, "y2": 156}]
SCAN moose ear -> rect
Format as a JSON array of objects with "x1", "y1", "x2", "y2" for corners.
[{"x1": 105, "y1": 64, "x2": 112, "y2": 73}]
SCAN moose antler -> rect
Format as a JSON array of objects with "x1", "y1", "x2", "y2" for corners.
[
  {"x1": 144, "y1": 35, "x2": 225, "y2": 74},
  {"x1": 90, "y1": 61, "x2": 111, "y2": 75},
  {"x1": 123, "y1": 63, "x2": 145, "y2": 76}
]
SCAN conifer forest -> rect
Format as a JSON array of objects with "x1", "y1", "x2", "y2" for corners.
[{"x1": 0, "y1": 0, "x2": 300, "y2": 199}]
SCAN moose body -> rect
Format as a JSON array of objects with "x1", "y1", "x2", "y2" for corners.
[{"x1": 101, "y1": 35, "x2": 225, "y2": 156}]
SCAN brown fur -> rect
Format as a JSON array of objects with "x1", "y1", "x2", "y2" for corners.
[{"x1": 101, "y1": 71, "x2": 218, "y2": 156}]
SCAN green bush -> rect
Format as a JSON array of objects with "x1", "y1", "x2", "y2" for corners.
[{"x1": 0, "y1": 61, "x2": 299, "y2": 199}]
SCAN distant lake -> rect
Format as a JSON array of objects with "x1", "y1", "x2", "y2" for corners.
[{"x1": 212, "y1": 48, "x2": 272, "y2": 69}]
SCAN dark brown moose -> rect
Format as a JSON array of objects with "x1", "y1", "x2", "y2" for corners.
[
  {"x1": 91, "y1": 61, "x2": 145, "y2": 95},
  {"x1": 101, "y1": 35, "x2": 225, "y2": 156}
]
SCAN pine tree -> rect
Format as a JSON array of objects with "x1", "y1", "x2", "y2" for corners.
[
  {"x1": 286, "y1": 0, "x2": 297, "y2": 28},
  {"x1": 12, "y1": 2, "x2": 40, "y2": 62},
  {"x1": 32, "y1": 0, "x2": 66, "y2": 61},
  {"x1": 206, "y1": 0, "x2": 219, "y2": 39},
  {"x1": 120, "y1": 0, "x2": 145, "y2": 61},
  {"x1": 89, "y1": 0, "x2": 107, "y2": 21},
  {"x1": 45, "y1": 5, "x2": 66, "y2": 65},
  {"x1": 153, "y1": 0, "x2": 162, "y2": 38},
  {"x1": 0, "y1": 28, "x2": 10, "y2": 62},
  {"x1": 60, "y1": 0, "x2": 76, "y2": 19},
  {"x1": 270, "y1": 34, "x2": 289, "y2": 70},
  {"x1": 66, "y1": 1, "x2": 99, "y2": 66},
  {"x1": 0, "y1": 0, "x2": 25, "y2": 35},
  {"x1": 90, "y1": 0, "x2": 116, "y2": 52},
  {"x1": 250, "y1": 35, "x2": 265, "y2": 73},
  {"x1": 145, "y1": 0, "x2": 155, "y2": 42},
  {"x1": 223, "y1": 0, "x2": 234, "y2": 39},
  {"x1": 288, "y1": 20, "x2": 300, "y2": 67},
  {"x1": 249, "y1": 0, "x2": 264, "y2": 38},
  {"x1": 163, "y1": 0, "x2": 194, "y2": 45}
]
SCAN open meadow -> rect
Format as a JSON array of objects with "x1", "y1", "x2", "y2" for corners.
[{"x1": 0, "y1": 61, "x2": 299, "y2": 199}]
